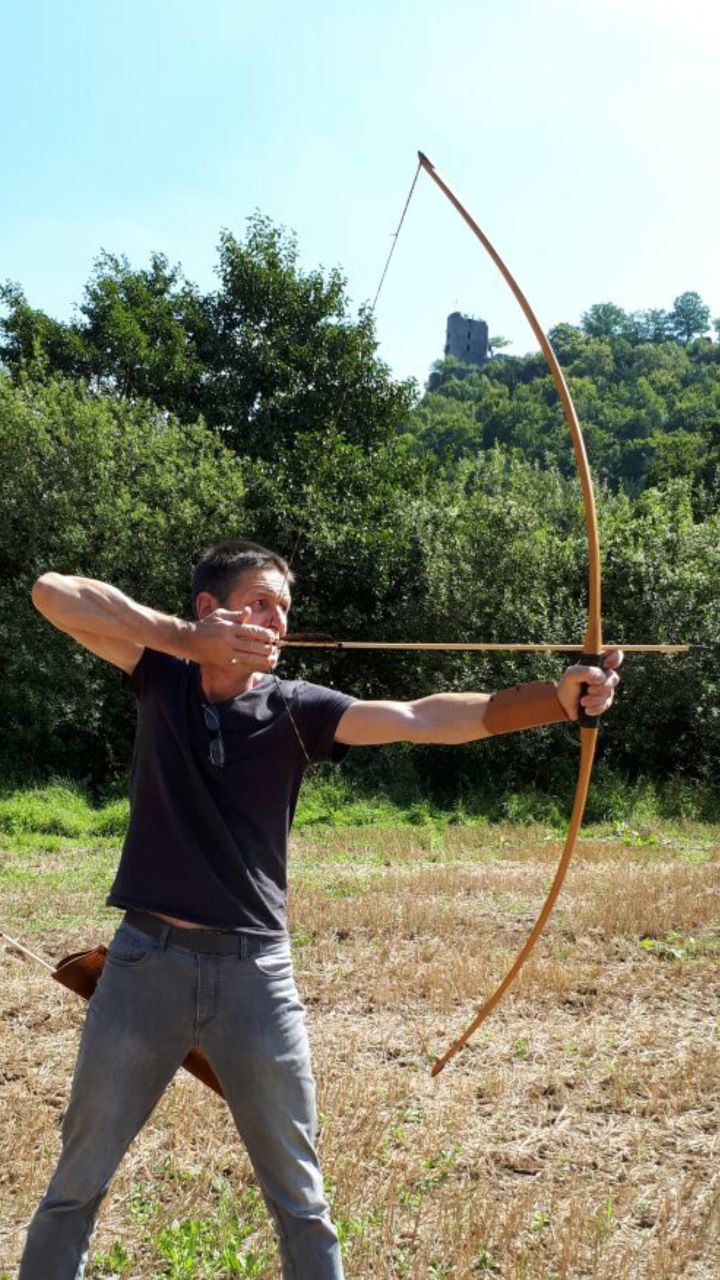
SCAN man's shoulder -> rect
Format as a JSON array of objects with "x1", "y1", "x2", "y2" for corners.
[
  {"x1": 270, "y1": 677, "x2": 355, "y2": 763},
  {"x1": 273, "y1": 677, "x2": 354, "y2": 704},
  {"x1": 126, "y1": 648, "x2": 194, "y2": 696}
]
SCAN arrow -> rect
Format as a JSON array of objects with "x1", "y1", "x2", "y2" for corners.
[{"x1": 281, "y1": 637, "x2": 697, "y2": 654}]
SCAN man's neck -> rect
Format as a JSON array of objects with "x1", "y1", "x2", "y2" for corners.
[{"x1": 199, "y1": 664, "x2": 267, "y2": 703}]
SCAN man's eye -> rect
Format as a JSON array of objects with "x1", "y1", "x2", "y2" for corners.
[{"x1": 253, "y1": 597, "x2": 288, "y2": 613}]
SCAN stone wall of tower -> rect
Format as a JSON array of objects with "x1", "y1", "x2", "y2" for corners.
[{"x1": 445, "y1": 312, "x2": 489, "y2": 364}]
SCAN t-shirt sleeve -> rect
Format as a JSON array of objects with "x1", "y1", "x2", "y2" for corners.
[
  {"x1": 123, "y1": 648, "x2": 181, "y2": 698},
  {"x1": 291, "y1": 682, "x2": 356, "y2": 765}
]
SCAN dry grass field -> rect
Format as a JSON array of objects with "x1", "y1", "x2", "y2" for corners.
[{"x1": 1, "y1": 820, "x2": 719, "y2": 1278}]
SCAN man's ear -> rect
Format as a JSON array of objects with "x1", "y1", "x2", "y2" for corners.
[{"x1": 194, "y1": 591, "x2": 220, "y2": 620}]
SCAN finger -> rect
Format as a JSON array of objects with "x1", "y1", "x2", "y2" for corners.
[
  {"x1": 601, "y1": 648, "x2": 624, "y2": 670},
  {"x1": 234, "y1": 624, "x2": 278, "y2": 643},
  {"x1": 569, "y1": 663, "x2": 605, "y2": 686},
  {"x1": 578, "y1": 664, "x2": 621, "y2": 687},
  {"x1": 582, "y1": 682, "x2": 617, "y2": 709},
  {"x1": 582, "y1": 696, "x2": 611, "y2": 714},
  {"x1": 229, "y1": 643, "x2": 278, "y2": 666},
  {"x1": 585, "y1": 668, "x2": 620, "y2": 691},
  {"x1": 231, "y1": 638, "x2": 278, "y2": 658},
  {"x1": 582, "y1": 685, "x2": 619, "y2": 713},
  {"x1": 583, "y1": 700, "x2": 614, "y2": 717},
  {"x1": 220, "y1": 608, "x2": 254, "y2": 624}
]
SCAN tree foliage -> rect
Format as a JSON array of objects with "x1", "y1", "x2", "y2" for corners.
[
  {"x1": 0, "y1": 216, "x2": 415, "y2": 458},
  {"x1": 0, "y1": 374, "x2": 246, "y2": 781},
  {"x1": 407, "y1": 295, "x2": 720, "y2": 495},
  {"x1": 1, "y1": 229, "x2": 719, "y2": 801}
]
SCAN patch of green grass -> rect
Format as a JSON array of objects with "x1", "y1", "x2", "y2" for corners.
[
  {"x1": 472, "y1": 1247, "x2": 501, "y2": 1274},
  {"x1": 127, "y1": 1177, "x2": 164, "y2": 1224},
  {"x1": 0, "y1": 781, "x2": 128, "y2": 838},
  {"x1": 585, "y1": 770, "x2": 720, "y2": 826},
  {"x1": 294, "y1": 776, "x2": 432, "y2": 828},
  {"x1": 150, "y1": 1183, "x2": 270, "y2": 1278},
  {"x1": 2, "y1": 773, "x2": 720, "y2": 843},
  {"x1": 89, "y1": 1240, "x2": 134, "y2": 1276},
  {"x1": 639, "y1": 929, "x2": 720, "y2": 962},
  {"x1": 0, "y1": 781, "x2": 94, "y2": 837}
]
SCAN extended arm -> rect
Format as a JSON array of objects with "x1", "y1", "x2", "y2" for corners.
[{"x1": 335, "y1": 653, "x2": 622, "y2": 747}]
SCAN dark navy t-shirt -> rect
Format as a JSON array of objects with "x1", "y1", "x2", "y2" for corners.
[{"x1": 106, "y1": 649, "x2": 354, "y2": 933}]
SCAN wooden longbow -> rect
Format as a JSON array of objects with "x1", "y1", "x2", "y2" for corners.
[{"x1": 410, "y1": 151, "x2": 605, "y2": 1076}]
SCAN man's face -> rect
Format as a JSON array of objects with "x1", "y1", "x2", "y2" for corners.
[{"x1": 223, "y1": 567, "x2": 292, "y2": 642}]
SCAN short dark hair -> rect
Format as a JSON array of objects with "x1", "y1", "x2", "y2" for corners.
[{"x1": 191, "y1": 539, "x2": 294, "y2": 615}]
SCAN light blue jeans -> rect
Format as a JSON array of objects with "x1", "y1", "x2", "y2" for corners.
[{"x1": 18, "y1": 920, "x2": 343, "y2": 1280}]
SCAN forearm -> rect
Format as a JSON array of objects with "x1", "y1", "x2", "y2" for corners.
[
  {"x1": 31, "y1": 574, "x2": 193, "y2": 658},
  {"x1": 409, "y1": 682, "x2": 570, "y2": 744},
  {"x1": 337, "y1": 683, "x2": 570, "y2": 746},
  {"x1": 406, "y1": 692, "x2": 493, "y2": 744},
  {"x1": 337, "y1": 658, "x2": 621, "y2": 749}
]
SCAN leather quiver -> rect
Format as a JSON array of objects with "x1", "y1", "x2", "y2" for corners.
[{"x1": 52, "y1": 946, "x2": 225, "y2": 1099}]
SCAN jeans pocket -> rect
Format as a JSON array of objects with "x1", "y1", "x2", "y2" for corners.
[
  {"x1": 253, "y1": 944, "x2": 294, "y2": 979},
  {"x1": 107, "y1": 923, "x2": 156, "y2": 967}
]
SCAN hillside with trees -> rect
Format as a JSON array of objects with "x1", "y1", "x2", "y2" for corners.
[
  {"x1": 408, "y1": 295, "x2": 720, "y2": 496},
  {"x1": 1, "y1": 222, "x2": 718, "y2": 811}
]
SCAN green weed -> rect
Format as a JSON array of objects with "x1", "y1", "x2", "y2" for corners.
[
  {"x1": 472, "y1": 1247, "x2": 501, "y2": 1273},
  {"x1": 638, "y1": 929, "x2": 718, "y2": 961},
  {"x1": 151, "y1": 1184, "x2": 269, "y2": 1277},
  {"x1": 90, "y1": 1240, "x2": 133, "y2": 1276}
]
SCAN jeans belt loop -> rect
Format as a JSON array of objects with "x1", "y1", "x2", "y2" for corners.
[{"x1": 159, "y1": 924, "x2": 171, "y2": 950}]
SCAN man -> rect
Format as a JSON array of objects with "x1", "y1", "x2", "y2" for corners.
[{"x1": 22, "y1": 538, "x2": 621, "y2": 1280}]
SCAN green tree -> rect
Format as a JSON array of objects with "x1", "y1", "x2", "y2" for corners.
[
  {"x1": 581, "y1": 302, "x2": 634, "y2": 341},
  {"x1": 0, "y1": 372, "x2": 247, "y2": 783},
  {"x1": 669, "y1": 291, "x2": 711, "y2": 344},
  {"x1": 632, "y1": 308, "x2": 671, "y2": 343},
  {"x1": 1, "y1": 217, "x2": 415, "y2": 461},
  {"x1": 547, "y1": 323, "x2": 586, "y2": 365}
]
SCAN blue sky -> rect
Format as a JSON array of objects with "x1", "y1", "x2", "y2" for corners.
[{"x1": 3, "y1": 0, "x2": 718, "y2": 386}]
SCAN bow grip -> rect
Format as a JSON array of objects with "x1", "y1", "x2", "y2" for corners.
[{"x1": 577, "y1": 651, "x2": 605, "y2": 728}]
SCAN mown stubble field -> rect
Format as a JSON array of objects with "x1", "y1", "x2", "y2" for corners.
[{"x1": 1, "y1": 822, "x2": 719, "y2": 1279}]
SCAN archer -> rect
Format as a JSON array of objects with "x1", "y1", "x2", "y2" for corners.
[{"x1": 21, "y1": 538, "x2": 621, "y2": 1280}]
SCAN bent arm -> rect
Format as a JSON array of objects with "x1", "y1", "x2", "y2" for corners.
[{"x1": 31, "y1": 574, "x2": 192, "y2": 674}]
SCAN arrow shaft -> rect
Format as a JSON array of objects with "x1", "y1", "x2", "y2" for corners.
[{"x1": 281, "y1": 640, "x2": 691, "y2": 654}]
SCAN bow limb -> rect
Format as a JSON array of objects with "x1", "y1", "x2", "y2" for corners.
[
  {"x1": 416, "y1": 151, "x2": 603, "y2": 1076},
  {"x1": 430, "y1": 732, "x2": 597, "y2": 1075}
]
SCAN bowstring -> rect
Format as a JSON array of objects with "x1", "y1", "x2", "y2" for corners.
[
  {"x1": 273, "y1": 158, "x2": 423, "y2": 763},
  {"x1": 280, "y1": 156, "x2": 422, "y2": 585},
  {"x1": 370, "y1": 159, "x2": 422, "y2": 312}
]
